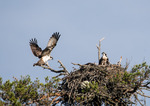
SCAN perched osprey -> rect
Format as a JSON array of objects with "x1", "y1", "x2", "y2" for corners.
[
  {"x1": 29, "y1": 32, "x2": 61, "y2": 67},
  {"x1": 99, "y1": 52, "x2": 110, "y2": 65}
]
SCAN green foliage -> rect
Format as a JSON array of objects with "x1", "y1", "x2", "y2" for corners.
[
  {"x1": 0, "y1": 100, "x2": 4, "y2": 106},
  {"x1": 81, "y1": 81, "x2": 99, "y2": 94},
  {"x1": 89, "y1": 81, "x2": 99, "y2": 91},
  {"x1": 122, "y1": 62, "x2": 150, "y2": 86},
  {"x1": 0, "y1": 75, "x2": 61, "y2": 105},
  {"x1": 0, "y1": 62, "x2": 150, "y2": 105}
]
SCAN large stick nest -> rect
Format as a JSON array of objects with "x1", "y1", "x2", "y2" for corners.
[{"x1": 60, "y1": 63, "x2": 137, "y2": 106}]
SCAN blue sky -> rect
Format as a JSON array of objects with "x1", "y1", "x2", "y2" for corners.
[{"x1": 0, "y1": 0, "x2": 150, "y2": 105}]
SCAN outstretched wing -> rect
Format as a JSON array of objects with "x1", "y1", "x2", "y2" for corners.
[
  {"x1": 46, "y1": 32, "x2": 61, "y2": 51},
  {"x1": 29, "y1": 38, "x2": 42, "y2": 58}
]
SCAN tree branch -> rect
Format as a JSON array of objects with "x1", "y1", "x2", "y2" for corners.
[
  {"x1": 96, "y1": 37, "x2": 104, "y2": 63},
  {"x1": 141, "y1": 82, "x2": 150, "y2": 89},
  {"x1": 58, "y1": 60, "x2": 69, "y2": 75},
  {"x1": 136, "y1": 91, "x2": 150, "y2": 98},
  {"x1": 41, "y1": 65, "x2": 65, "y2": 73},
  {"x1": 50, "y1": 96, "x2": 60, "y2": 106},
  {"x1": 72, "y1": 63, "x2": 82, "y2": 67},
  {"x1": 40, "y1": 60, "x2": 69, "y2": 75},
  {"x1": 134, "y1": 94, "x2": 144, "y2": 106},
  {"x1": 52, "y1": 98, "x2": 63, "y2": 106}
]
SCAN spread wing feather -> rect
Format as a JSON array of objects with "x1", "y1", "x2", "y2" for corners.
[
  {"x1": 46, "y1": 32, "x2": 61, "y2": 51},
  {"x1": 29, "y1": 38, "x2": 42, "y2": 58}
]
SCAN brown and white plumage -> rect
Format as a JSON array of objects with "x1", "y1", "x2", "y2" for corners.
[
  {"x1": 99, "y1": 52, "x2": 110, "y2": 65},
  {"x1": 29, "y1": 32, "x2": 61, "y2": 67},
  {"x1": 29, "y1": 38, "x2": 42, "y2": 58}
]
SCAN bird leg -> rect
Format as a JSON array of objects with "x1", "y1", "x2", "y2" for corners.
[
  {"x1": 50, "y1": 56, "x2": 53, "y2": 60},
  {"x1": 45, "y1": 62, "x2": 50, "y2": 67}
]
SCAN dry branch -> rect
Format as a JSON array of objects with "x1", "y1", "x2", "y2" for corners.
[
  {"x1": 49, "y1": 95, "x2": 60, "y2": 106},
  {"x1": 59, "y1": 62, "x2": 150, "y2": 105},
  {"x1": 41, "y1": 65, "x2": 65, "y2": 73},
  {"x1": 96, "y1": 37, "x2": 104, "y2": 63},
  {"x1": 134, "y1": 94, "x2": 144, "y2": 106},
  {"x1": 136, "y1": 91, "x2": 150, "y2": 98},
  {"x1": 40, "y1": 60, "x2": 69, "y2": 76},
  {"x1": 58, "y1": 60, "x2": 69, "y2": 75}
]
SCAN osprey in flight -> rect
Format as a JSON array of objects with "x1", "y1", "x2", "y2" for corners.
[
  {"x1": 29, "y1": 32, "x2": 61, "y2": 67},
  {"x1": 99, "y1": 52, "x2": 110, "y2": 65}
]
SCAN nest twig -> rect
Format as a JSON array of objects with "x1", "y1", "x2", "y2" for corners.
[{"x1": 60, "y1": 63, "x2": 150, "y2": 106}]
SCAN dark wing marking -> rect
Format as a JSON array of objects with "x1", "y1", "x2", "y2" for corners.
[
  {"x1": 99, "y1": 58, "x2": 103, "y2": 65},
  {"x1": 106, "y1": 58, "x2": 110, "y2": 65},
  {"x1": 41, "y1": 48, "x2": 51, "y2": 57},
  {"x1": 29, "y1": 38, "x2": 42, "y2": 58},
  {"x1": 46, "y1": 32, "x2": 61, "y2": 51},
  {"x1": 41, "y1": 32, "x2": 60, "y2": 57}
]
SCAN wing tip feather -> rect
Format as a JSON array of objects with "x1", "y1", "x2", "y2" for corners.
[
  {"x1": 52, "y1": 32, "x2": 61, "y2": 40},
  {"x1": 29, "y1": 38, "x2": 38, "y2": 45}
]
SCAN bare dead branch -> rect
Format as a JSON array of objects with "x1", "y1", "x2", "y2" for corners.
[
  {"x1": 136, "y1": 91, "x2": 150, "y2": 98},
  {"x1": 96, "y1": 37, "x2": 104, "y2": 63},
  {"x1": 53, "y1": 98, "x2": 63, "y2": 105},
  {"x1": 55, "y1": 73, "x2": 67, "y2": 78},
  {"x1": 140, "y1": 87, "x2": 150, "y2": 91},
  {"x1": 134, "y1": 94, "x2": 144, "y2": 106},
  {"x1": 58, "y1": 60, "x2": 69, "y2": 74},
  {"x1": 141, "y1": 82, "x2": 150, "y2": 89},
  {"x1": 41, "y1": 65, "x2": 65, "y2": 73},
  {"x1": 72, "y1": 63, "x2": 82, "y2": 67},
  {"x1": 39, "y1": 60, "x2": 69, "y2": 77},
  {"x1": 50, "y1": 96, "x2": 60, "y2": 106},
  {"x1": 124, "y1": 59, "x2": 130, "y2": 71}
]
